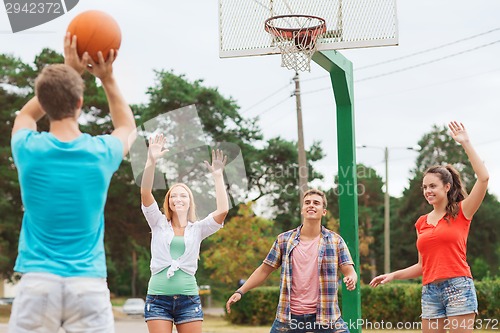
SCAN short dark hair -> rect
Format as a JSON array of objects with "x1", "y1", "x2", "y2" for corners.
[
  {"x1": 35, "y1": 64, "x2": 84, "y2": 120},
  {"x1": 303, "y1": 189, "x2": 327, "y2": 208}
]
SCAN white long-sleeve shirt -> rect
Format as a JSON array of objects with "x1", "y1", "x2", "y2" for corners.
[{"x1": 141, "y1": 201, "x2": 223, "y2": 277}]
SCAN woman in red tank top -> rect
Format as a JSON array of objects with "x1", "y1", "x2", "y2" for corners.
[{"x1": 369, "y1": 121, "x2": 489, "y2": 333}]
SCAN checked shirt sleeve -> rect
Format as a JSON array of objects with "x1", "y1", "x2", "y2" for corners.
[
  {"x1": 337, "y1": 236, "x2": 354, "y2": 266},
  {"x1": 263, "y1": 237, "x2": 283, "y2": 269}
]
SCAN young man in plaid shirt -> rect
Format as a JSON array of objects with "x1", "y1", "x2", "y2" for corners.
[{"x1": 226, "y1": 189, "x2": 357, "y2": 332}]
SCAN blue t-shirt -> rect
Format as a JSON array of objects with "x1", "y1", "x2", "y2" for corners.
[{"x1": 11, "y1": 129, "x2": 123, "y2": 277}]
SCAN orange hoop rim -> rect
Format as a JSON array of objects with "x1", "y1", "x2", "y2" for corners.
[{"x1": 264, "y1": 14, "x2": 327, "y2": 39}]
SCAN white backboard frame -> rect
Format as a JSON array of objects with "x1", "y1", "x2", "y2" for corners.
[{"x1": 219, "y1": 0, "x2": 399, "y2": 58}]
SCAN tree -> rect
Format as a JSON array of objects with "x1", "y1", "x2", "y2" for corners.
[
  {"x1": 0, "y1": 51, "x2": 328, "y2": 294},
  {"x1": 135, "y1": 70, "x2": 325, "y2": 230},
  {"x1": 201, "y1": 202, "x2": 279, "y2": 288},
  {"x1": 252, "y1": 137, "x2": 325, "y2": 232},
  {"x1": 326, "y1": 164, "x2": 385, "y2": 283},
  {"x1": 0, "y1": 52, "x2": 52, "y2": 279}
]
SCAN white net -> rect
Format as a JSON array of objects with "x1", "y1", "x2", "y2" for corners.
[{"x1": 265, "y1": 15, "x2": 326, "y2": 72}]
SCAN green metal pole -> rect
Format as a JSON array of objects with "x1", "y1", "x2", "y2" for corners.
[{"x1": 312, "y1": 50, "x2": 361, "y2": 333}]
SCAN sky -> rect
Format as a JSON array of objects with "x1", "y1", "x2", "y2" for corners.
[{"x1": 1, "y1": 0, "x2": 499, "y2": 200}]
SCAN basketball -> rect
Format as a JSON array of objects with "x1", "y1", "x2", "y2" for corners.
[{"x1": 66, "y1": 10, "x2": 121, "y2": 63}]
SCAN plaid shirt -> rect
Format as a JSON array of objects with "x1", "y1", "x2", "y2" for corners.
[{"x1": 263, "y1": 225, "x2": 354, "y2": 324}]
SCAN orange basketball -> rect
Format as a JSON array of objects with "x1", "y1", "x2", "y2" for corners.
[{"x1": 67, "y1": 10, "x2": 121, "y2": 63}]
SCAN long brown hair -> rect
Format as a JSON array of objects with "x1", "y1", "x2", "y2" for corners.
[
  {"x1": 424, "y1": 165, "x2": 467, "y2": 220},
  {"x1": 163, "y1": 183, "x2": 198, "y2": 222}
]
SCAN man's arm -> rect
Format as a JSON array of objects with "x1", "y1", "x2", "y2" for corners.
[
  {"x1": 86, "y1": 50, "x2": 136, "y2": 156},
  {"x1": 340, "y1": 264, "x2": 357, "y2": 291},
  {"x1": 11, "y1": 97, "x2": 46, "y2": 137},
  {"x1": 102, "y1": 74, "x2": 136, "y2": 156},
  {"x1": 225, "y1": 263, "x2": 277, "y2": 313}
]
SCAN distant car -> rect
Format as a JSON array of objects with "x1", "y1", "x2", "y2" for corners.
[
  {"x1": 122, "y1": 298, "x2": 145, "y2": 316},
  {"x1": 0, "y1": 297, "x2": 14, "y2": 305}
]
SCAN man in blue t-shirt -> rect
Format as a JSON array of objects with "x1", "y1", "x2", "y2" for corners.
[{"x1": 8, "y1": 33, "x2": 136, "y2": 333}]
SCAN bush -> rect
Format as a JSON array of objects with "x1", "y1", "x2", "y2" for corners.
[
  {"x1": 227, "y1": 279, "x2": 500, "y2": 325},
  {"x1": 475, "y1": 278, "x2": 500, "y2": 319},
  {"x1": 225, "y1": 287, "x2": 279, "y2": 325},
  {"x1": 361, "y1": 283, "x2": 421, "y2": 324}
]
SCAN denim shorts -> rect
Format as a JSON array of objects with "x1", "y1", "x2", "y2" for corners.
[
  {"x1": 270, "y1": 314, "x2": 349, "y2": 333},
  {"x1": 421, "y1": 277, "x2": 478, "y2": 319},
  {"x1": 144, "y1": 294, "x2": 203, "y2": 324}
]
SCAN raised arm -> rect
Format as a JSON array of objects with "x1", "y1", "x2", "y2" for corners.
[
  {"x1": 204, "y1": 149, "x2": 229, "y2": 224},
  {"x1": 140, "y1": 134, "x2": 168, "y2": 207},
  {"x1": 85, "y1": 48, "x2": 136, "y2": 157},
  {"x1": 11, "y1": 97, "x2": 46, "y2": 136},
  {"x1": 448, "y1": 121, "x2": 489, "y2": 219}
]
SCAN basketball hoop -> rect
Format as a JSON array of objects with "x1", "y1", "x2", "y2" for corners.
[{"x1": 265, "y1": 15, "x2": 326, "y2": 72}]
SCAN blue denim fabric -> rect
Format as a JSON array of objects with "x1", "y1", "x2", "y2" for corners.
[
  {"x1": 144, "y1": 294, "x2": 203, "y2": 324},
  {"x1": 421, "y1": 277, "x2": 478, "y2": 319},
  {"x1": 270, "y1": 314, "x2": 349, "y2": 333}
]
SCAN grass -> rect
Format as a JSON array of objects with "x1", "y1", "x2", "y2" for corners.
[
  {"x1": 202, "y1": 315, "x2": 499, "y2": 333},
  {"x1": 110, "y1": 296, "x2": 129, "y2": 307}
]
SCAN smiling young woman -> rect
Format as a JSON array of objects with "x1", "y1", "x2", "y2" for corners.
[
  {"x1": 370, "y1": 121, "x2": 489, "y2": 333},
  {"x1": 140, "y1": 134, "x2": 229, "y2": 333}
]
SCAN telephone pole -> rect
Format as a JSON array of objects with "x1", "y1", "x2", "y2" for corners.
[
  {"x1": 293, "y1": 72, "x2": 308, "y2": 202},
  {"x1": 358, "y1": 145, "x2": 420, "y2": 273},
  {"x1": 383, "y1": 147, "x2": 390, "y2": 273}
]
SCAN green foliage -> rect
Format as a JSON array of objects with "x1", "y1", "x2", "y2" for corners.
[
  {"x1": 225, "y1": 286, "x2": 279, "y2": 325},
  {"x1": 472, "y1": 257, "x2": 491, "y2": 281},
  {"x1": 227, "y1": 281, "x2": 500, "y2": 325},
  {"x1": 0, "y1": 49, "x2": 327, "y2": 295},
  {"x1": 468, "y1": 193, "x2": 500, "y2": 276},
  {"x1": 201, "y1": 202, "x2": 279, "y2": 286},
  {"x1": 0, "y1": 53, "x2": 38, "y2": 278},
  {"x1": 327, "y1": 164, "x2": 385, "y2": 283},
  {"x1": 475, "y1": 279, "x2": 500, "y2": 319},
  {"x1": 361, "y1": 283, "x2": 421, "y2": 323},
  {"x1": 136, "y1": 70, "x2": 326, "y2": 230}
]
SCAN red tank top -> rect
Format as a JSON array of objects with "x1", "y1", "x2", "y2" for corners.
[{"x1": 415, "y1": 203, "x2": 472, "y2": 285}]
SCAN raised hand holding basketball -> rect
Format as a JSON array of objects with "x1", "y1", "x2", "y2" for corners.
[
  {"x1": 63, "y1": 32, "x2": 89, "y2": 75},
  {"x1": 85, "y1": 49, "x2": 116, "y2": 82}
]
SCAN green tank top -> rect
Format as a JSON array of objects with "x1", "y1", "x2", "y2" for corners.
[{"x1": 147, "y1": 236, "x2": 198, "y2": 295}]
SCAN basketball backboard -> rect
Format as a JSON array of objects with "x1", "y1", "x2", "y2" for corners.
[{"x1": 218, "y1": 0, "x2": 398, "y2": 58}]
